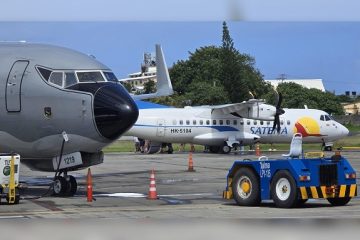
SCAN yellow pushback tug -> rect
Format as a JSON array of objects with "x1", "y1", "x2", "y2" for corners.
[{"x1": 0, "y1": 154, "x2": 20, "y2": 204}]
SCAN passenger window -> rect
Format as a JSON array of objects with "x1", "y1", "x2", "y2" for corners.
[
  {"x1": 267, "y1": 121, "x2": 270, "y2": 125},
  {"x1": 260, "y1": 121, "x2": 264, "y2": 125},
  {"x1": 226, "y1": 120, "x2": 230, "y2": 125},
  {"x1": 172, "y1": 120, "x2": 177, "y2": 125},
  {"x1": 253, "y1": 120, "x2": 257, "y2": 125},
  {"x1": 280, "y1": 120, "x2": 284, "y2": 125},
  {"x1": 65, "y1": 72, "x2": 77, "y2": 87},
  {"x1": 179, "y1": 120, "x2": 183, "y2": 125},
  {"x1": 186, "y1": 120, "x2": 190, "y2": 125},
  {"x1": 49, "y1": 72, "x2": 63, "y2": 87},
  {"x1": 193, "y1": 120, "x2": 197, "y2": 125},
  {"x1": 206, "y1": 120, "x2": 210, "y2": 125},
  {"x1": 213, "y1": 120, "x2": 217, "y2": 125},
  {"x1": 240, "y1": 121, "x2": 244, "y2": 125},
  {"x1": 199, "y1": 120, "x2": 203, "y2": 125},
  {"x1": 219, "y1": 120, "x2": 223, "y2": 125},
  {"x1": 287, "y1": 120, "x2": 291, "y2": 125},
  {"x1": 247, "y1": 120, "x2": 250, "y2": 125},
  {"x1": 233, "y1": 120, "x2": 237, "y2": 125}
]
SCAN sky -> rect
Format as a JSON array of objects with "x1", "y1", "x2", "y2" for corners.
[{"x1": 0, "y1": 1, "x2": 360, "y2": 94}]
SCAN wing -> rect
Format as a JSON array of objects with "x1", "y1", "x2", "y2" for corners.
[{"x1": 209, "y1": 99, "x2": 276, "y2": 121}]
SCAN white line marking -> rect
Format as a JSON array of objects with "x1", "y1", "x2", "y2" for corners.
[
  {"x1": 94, "y1": 193, "x2": 215, "y2": 198},
  {"x1": 0, "y1": 216, "x2": 26, "y2": 219}
]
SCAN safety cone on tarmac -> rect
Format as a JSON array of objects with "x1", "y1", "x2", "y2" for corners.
[
  {"x1": 87, "y1": 168, "x2": 93, "y2": 202},
  {"x1": 255, "y1": 143, "x2": 261, "y2": 156},
  {"x1": 187, "y1": 151, "x2": 195, "y2": 172},
  {"x1": 148, "y1": 169, "x2": 158, "y2": 200}
]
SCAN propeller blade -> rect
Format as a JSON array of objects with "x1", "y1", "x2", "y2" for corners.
[
  {"x1": 272, "y1": 91, "x2": 285, "y2": 134},
  {"x1": 276, "y1": 117, "x2": 281, "y2": 133}
]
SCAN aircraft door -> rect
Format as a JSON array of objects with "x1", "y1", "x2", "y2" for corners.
[
  {"x1": 156, "y1": 119, "x2": 165, "y2": 137},
  {"x1": 6, "y1": 60, "x2": 29, "y2": 112}
]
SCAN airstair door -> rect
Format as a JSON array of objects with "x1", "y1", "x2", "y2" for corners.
[
  {"x1": 6, "y1": 60, "x2": 29, "y2": 112},
  {"x1": 156, "y1": 119, "x2": 165, "y2": 137}
]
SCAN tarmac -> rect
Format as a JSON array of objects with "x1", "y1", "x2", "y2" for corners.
[{"x1": 1, "y1": 150, "x2": 360, "y2": 221}]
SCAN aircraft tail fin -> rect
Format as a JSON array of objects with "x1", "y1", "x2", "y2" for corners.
[{"x1": 132, "y1": 44, "x2": 173, "y2": 100}]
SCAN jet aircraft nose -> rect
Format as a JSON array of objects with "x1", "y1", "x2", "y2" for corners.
[{"x1": 93, "y1": 83, "x2": 139, "y2": 140}]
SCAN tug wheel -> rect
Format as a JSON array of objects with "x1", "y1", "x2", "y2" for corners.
[
  {"x1": 232, "y1": 168, "x2": 260, "y2": 206},
  {"x1": 271, "y1": 170, "x2": 298, "y2": 208},
  {"x1": 327, "y1": 197, "x2": 351, "y2": 206}
]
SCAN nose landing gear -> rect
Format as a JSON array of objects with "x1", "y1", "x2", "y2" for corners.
[{"x1": 52, "y1": 172, "x2": 77, "y2": 197}]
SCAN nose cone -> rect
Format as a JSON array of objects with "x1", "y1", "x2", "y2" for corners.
[
  {"x1": 339, "y1": 124, "x2": 349, "y2": 137},
  {"x1": 94, "y1": 84, "x2": 139, "y2": 140}
]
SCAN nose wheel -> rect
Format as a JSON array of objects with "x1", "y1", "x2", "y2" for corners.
[{"x1": 53, "y1": 174, "x2": 78, "y2": 197}]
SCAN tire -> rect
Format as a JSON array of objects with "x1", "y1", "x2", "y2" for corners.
[
  {"x1": 327, "y1": 197, "x2": 351, "y2": 206},
  {"x1": 271, "y1": 170, "x2": 298, "y2": 208},
  {"x1": 209, "y1": 146, "x2": 221, "y2": 153},
  {"x1": 324, "y1": 146, "x2": 332, "y2": 151},
  {"x1": 53, "y1": 176, "x2": 67, "y2": 196},
  {"x1": 232, "y1": 168, "x2": 260, "y2": 206},
  {"x1": 222, "y1": 145, "x2": 231, "y2": 154},
  {"x1": 65, "y1": 175, "x2": 78, "y2": 197}
]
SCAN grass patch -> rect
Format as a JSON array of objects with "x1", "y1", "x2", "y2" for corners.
[{"x1": 103, "y1": 140, "x2": 327, "y2": 153}]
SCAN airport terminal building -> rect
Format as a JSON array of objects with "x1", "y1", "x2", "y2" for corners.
[{"x1": 265, "y1": 79, "x2": 325, "y2": 92}]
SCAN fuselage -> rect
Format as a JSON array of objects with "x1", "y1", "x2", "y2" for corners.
[
  {"x1": 126, "y1": 102, "x2": 348, "y2": 147},
  {"x1": 0, "y1": 43, "x2": 138, "y2": 170}
]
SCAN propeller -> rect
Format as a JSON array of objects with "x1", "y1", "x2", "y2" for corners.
[{"x1": 272, "y1": 92, "x2": 285, "y2": 133}]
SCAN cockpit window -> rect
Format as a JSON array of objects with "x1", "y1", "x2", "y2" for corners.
[
  {"x1": 77, "y1": 71, "x2": 105, "y2": 82},
  {"x1": 65, "y1": 72, "x2": 77, "y2": 87},
  {"x1": 37, "y1": 67, "x2": 52, "y2": 81},
  {"x1": 320, "y1": 115, "x2": 332, "y2": 121},
  {"x1": 103, "y1": 71, "x2": 118, "y2": 82},
  {"x1": 49, "y1": 72, "x2": 64, "y2": 87},
  {"x1": 37, "y1": 66, "x2": 117, "y2": 88}
]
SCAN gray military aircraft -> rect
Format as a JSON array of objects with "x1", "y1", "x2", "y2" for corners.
[{"x1": 0, "y1": 42, "x2": 139, "y2": 196}]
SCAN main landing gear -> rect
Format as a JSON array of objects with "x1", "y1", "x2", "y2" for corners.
[
  {"x1": 53, "y1": 172, "x2": 77, "y2": 197},
  {"x1": 208, "y1": 144, "x2": 232, "y2": 154}
]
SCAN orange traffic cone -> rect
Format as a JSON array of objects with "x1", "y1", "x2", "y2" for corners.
[
  {"x1": 187, "y1": 152, "x2": 195, "y2": 172},
  {"x1": 255, "y1": 143, "x2": 261, "y2": 156},
  {"x1": 148, "y1": 169, "x2": 158, "y2": 200},
  {"x1": 87, "y1": 168, "x2": 93, "y2": 202}
]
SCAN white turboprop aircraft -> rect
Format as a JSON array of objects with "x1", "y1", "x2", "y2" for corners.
[{"x1": 126, "y1": 96, "x2": 349, "y2": 153}]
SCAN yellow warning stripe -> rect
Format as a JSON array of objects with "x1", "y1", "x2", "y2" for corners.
[
  {"x1": 350, "y1": 185, "x2": 357, "y2": 197},
  {"x1": 310, "y1": 186, "x2": 319, "y2": 198},
  {"x1": 300, "y1": 187, "x2": 307, "y2": 199},
  {"x1": 300, "y1": 184, "x2": 357, "y2": 199},
  {"x1": 339, "y1": 185, "x2": 346, "y2": 197}
]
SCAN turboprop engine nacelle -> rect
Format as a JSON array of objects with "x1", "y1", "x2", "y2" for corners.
[{"x1": 239, "y1": 103, "x2": 277, "y2": 121}]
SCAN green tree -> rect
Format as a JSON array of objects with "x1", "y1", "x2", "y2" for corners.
[
  {"x1": 221, "y1": 21, "x2": 249, "y2": 101},
  {"x1": 168, "y1": 22, "x2": 270, "y2": 106},
  {"x1": 121, "y1": 82, "x2": 132, "y2": 93},
  {"x1": 275, "y1": 82, "x2": 344, "y2": 115},
  {"x1": 143, "y1": 80, "x2": 156, "y2": 94}
]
